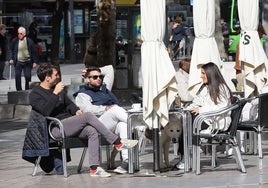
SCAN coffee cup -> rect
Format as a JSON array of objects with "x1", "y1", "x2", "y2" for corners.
[{"x1": 132, "y1": 103, "x2": 141, "y2": 110}]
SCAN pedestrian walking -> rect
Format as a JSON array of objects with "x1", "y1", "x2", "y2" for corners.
[{"x1": 8, "y1": 26, "x2": 38, "y2": 91}]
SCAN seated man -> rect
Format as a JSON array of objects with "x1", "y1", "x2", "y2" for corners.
[
  {"x1": 82, "y1": 65, "x2": 114, "y2": 91},
  {"x1": 22, "y1": 63, "x2": 137, "y2": 177},
  {"x1": 74, "y1": 67, "x2": 130, "y2": 174}
]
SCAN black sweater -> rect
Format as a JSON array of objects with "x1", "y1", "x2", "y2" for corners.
[{"x1": 29, "y1": 85, "x2": 79, "y2": 120}]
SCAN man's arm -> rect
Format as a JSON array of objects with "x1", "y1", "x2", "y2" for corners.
[
  {"x1": 99, "y1": 65, "x2": 114, "y2": 91},
  {"x1": 75, "y1": 93, "x2": 106, "y2": 116}
]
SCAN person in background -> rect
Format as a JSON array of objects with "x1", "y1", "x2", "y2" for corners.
[
  {"x1": 167, "y1": 16, "x2": 174, "y2": 55},
  {"x1": 170, "y1": 16, "x2": 186, "y2": 60},
  {"x1": 9, "y1": 26, "x2": 38, "y2": 91},
  {"x1": 174, "y1": 62, "x2": 233, "y2": 170},
  {"x1": 220, "y1": 18, "x2": 230, "y2": 57},
  {"x1": 234, "y1": 24, "x2": 266, "y2": 92},
  {"x1": 135, "y1": 26, "x2": 142, "y2": 47},
  {"x1": 28, "y1": 22, "x2": 42, "y2": 60},
  {"x1": 115, "y1": 36, "x2": 124, "y2": 66},
  {"x1": 28, "y1": 22, "x2": 39, "y2": 44},
  {"x1": 0, "y1": 24, "x2": 7, "y2": 80},
  {"x1": 175, "y1": 58, "x2": 193, "y2": 106},
  {"x1": 167, "y1": 16, "x2": 174, "y2": 43},
  {"x1": 26, "y1": 63, "x2": 138, "y2": 177},
  {"x1": 74, "y1": 67, "x2": 130, "y2": 174},
  {"x1": 258, "y1": 24, "x2": 267, "y2": 47}
]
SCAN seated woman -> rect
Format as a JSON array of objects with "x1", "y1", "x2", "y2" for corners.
[
  {"x1": 187, "y1": 62, "x2": 233, "y2": 133},
  {"x1": 175, "y1": 62, "x2": 233, "y2": 170}
]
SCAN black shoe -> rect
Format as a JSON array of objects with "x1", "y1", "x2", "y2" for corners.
[
  {"x1": 171, "y1": 165, "x2": 180, "y2": 171},
  {"x1": 0, "y1": 77, "x2": 6, "y2": 80},
  {"x1": 40, "y1": 156, "x2": 54, "y2": 173}
]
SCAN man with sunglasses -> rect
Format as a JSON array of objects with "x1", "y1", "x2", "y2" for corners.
[
  {"x1": 74, "y1": 67, "x2": 130, "y2": 174},
  {"x1": 9, "y1": 26, "x2": 38, "y2": 91}
]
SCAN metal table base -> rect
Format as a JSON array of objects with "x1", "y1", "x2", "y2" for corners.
[{"x1": 127, "y1": 108, "x2": 192, "y2": 174}]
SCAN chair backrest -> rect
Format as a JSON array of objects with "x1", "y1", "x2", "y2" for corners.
[
  {"x1": 228, "y1": 98, "x2": 247, "y2": 136},
  {"x1": 258, "y1": 93, "x2": 268, "y2": 128}
]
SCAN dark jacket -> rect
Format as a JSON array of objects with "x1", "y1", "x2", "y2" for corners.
[
  {"x1": 0, "y1": 34, "x2": 7, "y2": 61},
  {"x1": 73, "y1": 84, "x2": 120, "y2": 106},
  {"x1": 22, "y1": 110, "x2": 49, "y2": 163},
  {"x1": 22, "y1": 109, "x2": 71, "y2": 166},
  {"x1": 29, "y1": 85, "x2": 79, "y2": 120},
  {"x1": 9, "y1": 37, "x2": 38, "y2": 66},
  {"x1": 171, "y1": 24, "x2": 186, "y2": 42}
]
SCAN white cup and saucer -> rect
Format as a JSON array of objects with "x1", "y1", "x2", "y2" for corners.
[{"x1": 128, "y1": 103, "x2": 142, "y2": 112}]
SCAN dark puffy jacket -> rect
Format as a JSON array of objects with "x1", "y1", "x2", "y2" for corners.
[{"x1": 22, "y1": 110, "x2": 49, "y2": 163}]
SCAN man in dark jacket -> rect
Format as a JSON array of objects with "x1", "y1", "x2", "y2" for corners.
[
  {"x1": 8, "y1": 26, "x2": 38, "y2": 91},
  {"x1": 171, "y1": 16, "x2": 186, "y2": 60},
  {"x1": 0, "y1": 24, "x2": 7, "y2": 80}
]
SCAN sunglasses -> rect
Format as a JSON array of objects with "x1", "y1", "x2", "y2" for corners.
[{"x1": 88, "y1": 75, "x2": 104, "y2": 80}]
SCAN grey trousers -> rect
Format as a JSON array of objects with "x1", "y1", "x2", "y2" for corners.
[{"x1": 52, "y1": 112, "x2": 119, "y2": 166}]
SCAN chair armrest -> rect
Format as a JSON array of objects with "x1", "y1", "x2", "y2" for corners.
[
  {"x1": 193, "y1": 103, "x2": 239, "y2": 136},
  {"x1": 46, "y1": 116, "x2": 65, "y2": 140}
]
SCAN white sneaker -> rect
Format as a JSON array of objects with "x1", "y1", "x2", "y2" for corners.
[
  {"x1": 114, "y1": 166, "x2": 127, "y2": 174},
  {"x1": 200, "y1": 138, "x2": 208, "y2": 143},
  {"x1": 224, "y1": 148, "x2": 233, "y2": 156},
  {"x1": 200, "y1": 127, "x2": 212, "y2": 134},
  {"x1": 90, "y1": 167, "x2": 111, "y2": 177},
  {"x1": 240, "y1": 146, "x2": 245, "y2": 153},
  {"x1": 115, "y1": 139, "x2": 138, "y2": 151},
  {"x1": 176, "y1": 161, "x2": 185, "y2": 170}
]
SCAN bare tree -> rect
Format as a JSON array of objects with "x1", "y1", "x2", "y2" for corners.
[
  {"x1": 96, "y1": 0, "x2": 116, "y2": 67},
  {"x1": 50, "y1": 0, "x2": 65, "y2": 65}
]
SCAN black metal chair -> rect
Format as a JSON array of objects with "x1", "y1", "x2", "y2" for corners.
[
  {"x1": 237, "y1": 93, "x2": 268, "y2": 159},
  {"x1": 192, "y1": 97, "x2": 247, "y2": 175},
  {"x1": 32, "y1": 116, "x2": 112, "y2": 178}
]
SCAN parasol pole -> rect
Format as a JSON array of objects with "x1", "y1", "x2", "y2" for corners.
[{"x1": 152, "y1": 110, "x2": 160, "y2": 171}]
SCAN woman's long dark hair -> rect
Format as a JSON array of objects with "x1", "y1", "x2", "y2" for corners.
[{"x1": 202, "y1": 62, "x2": 233, "y2": 104}]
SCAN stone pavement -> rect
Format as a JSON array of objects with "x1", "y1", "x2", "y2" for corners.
[{"x1": 1, "y1": 119, "x2": 268, "y2": 188}]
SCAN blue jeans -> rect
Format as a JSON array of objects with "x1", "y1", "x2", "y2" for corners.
[{"x1": 14, "y1": 61, "x2": 32, "y2": 91}]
